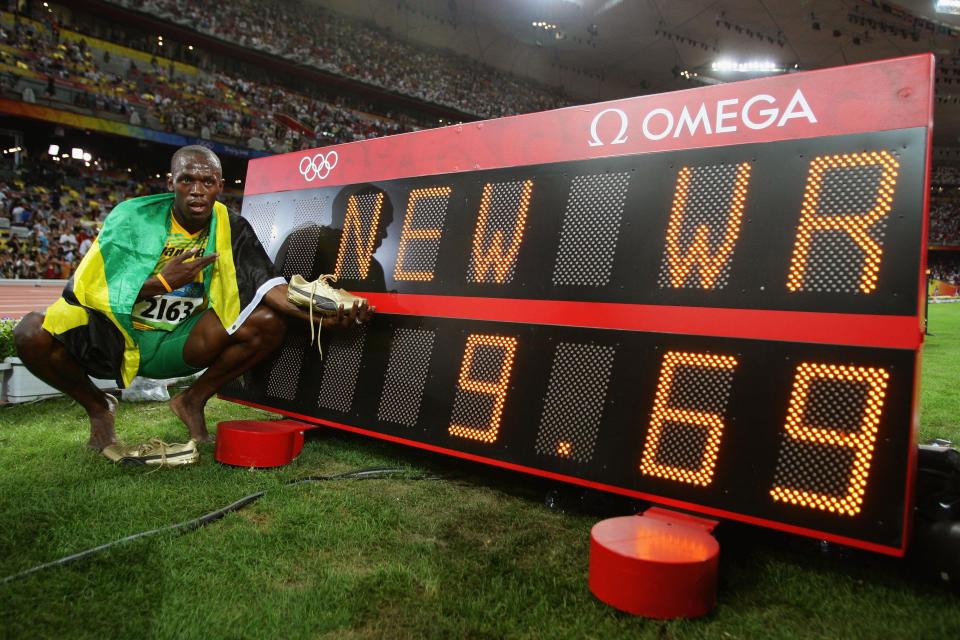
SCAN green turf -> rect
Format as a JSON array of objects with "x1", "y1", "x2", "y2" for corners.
[{"x1": 1, "y1": 306, "x2": 959, "y2": 639}]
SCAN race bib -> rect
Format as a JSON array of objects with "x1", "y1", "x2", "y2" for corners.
[{"x1": 132, "y1": 283, "x2": 206, "y2": 331}]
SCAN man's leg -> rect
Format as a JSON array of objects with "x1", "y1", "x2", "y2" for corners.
[
  {"x1": 13, "y1": 312, "x2": 118, "y2": 450},
  {"x1": 170, "y1": 305, "x2": 286, "y2": 441}
]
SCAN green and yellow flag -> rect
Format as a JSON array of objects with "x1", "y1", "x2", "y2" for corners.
[{"x1": 60, "y1": 193, "x2": 282, "y2": 387}]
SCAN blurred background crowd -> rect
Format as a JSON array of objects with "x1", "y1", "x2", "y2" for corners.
[{"x1": 112, "y1": 0, "x2": 568, "y2": 119}]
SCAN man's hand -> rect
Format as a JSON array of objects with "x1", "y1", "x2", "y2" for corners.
[
  {"x1": 263, "y1": 284, "x2": 375, "y2": 328},
  {"x1": 136, "y1": 249, "x2": 218, "y2": 300},
  {"x1": 321, "y1": 299, "x2": 374, "y2": 328},
  {"x1": 162, "y1": 248, "x2": 219, "y2": 290}
]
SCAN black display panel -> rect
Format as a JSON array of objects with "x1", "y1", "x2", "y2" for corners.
[
  {"x1": 230, "y1": 127, "x2": 928, "y2": 556},
  {"x1": 234, "y1": 314, "x2": 915, "y2": 551},
  {"x1": 251, "y1": 129, "x2": 926, "y2": 316}
]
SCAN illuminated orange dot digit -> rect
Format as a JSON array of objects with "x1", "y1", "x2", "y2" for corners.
[
  {"x1": 468, "y1": 180, "x2": 533, "y2": 284},
  {"x1": 640, "y1": 351, "x2": 738, "y2": 486},
  {"x1": 334, "y1": 191, "x2": 384, "y2": 279},
  {"x1": 786, "y1": 151, "x2": 899, "y2": 294},
  {"x1": 448, "y1": 334, "x2": 518, "y2": 443},
  {"x1": 770, "y1": 363, "x2": 890, "y2": 516},
  {"x1": 662, "y1": 163, "x2": 752, "y2": 289},
  {"x1": 395, "y1": 186, "x2": 451, "y2": 281}
]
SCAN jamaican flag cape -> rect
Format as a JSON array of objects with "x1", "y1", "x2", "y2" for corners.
[{"x1": 58, "y1": 193, "x2": 283, "y2": 387}]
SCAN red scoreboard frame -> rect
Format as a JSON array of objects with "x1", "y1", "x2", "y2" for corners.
[{"x1": 224, "y1": 55, "x2": 933, "y2": 557}]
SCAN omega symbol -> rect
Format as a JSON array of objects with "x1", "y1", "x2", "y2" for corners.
[
  {"x1": 588, "y1": 108, "x2": 629, "y2": 147},
  {"x1": 298, "y1": 151, "x2": 339, "y2": 182}
]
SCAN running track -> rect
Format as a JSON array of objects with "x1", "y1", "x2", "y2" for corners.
[{"x1": 0, "y1": 282, "x2": 64, "y2": 319}]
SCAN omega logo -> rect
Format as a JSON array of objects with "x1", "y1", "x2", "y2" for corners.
[
  {"x1": 588, "y1": 108, "x2": 629, "y2": 147},
  {"x1": 587, "y1": 90, "x2": 818, "y2": 148}
]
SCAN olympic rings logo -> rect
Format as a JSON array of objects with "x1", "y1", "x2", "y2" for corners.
[{"x1": 298, "y1": 151, "x2": 338, "y2": 181}]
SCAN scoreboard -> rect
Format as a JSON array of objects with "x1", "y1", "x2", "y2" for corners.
[{"x1": 224, "y1": 55, "x2": 933, "y2": 557}]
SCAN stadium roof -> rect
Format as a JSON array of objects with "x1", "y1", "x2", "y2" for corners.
[{"x1": 313, "y1": 0, "x2": 960, "y2": 144}]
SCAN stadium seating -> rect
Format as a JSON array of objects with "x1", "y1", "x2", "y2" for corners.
[
  {"x1": 108, "y1": 0, "x2": 568, "y2": 118},
  {"x1": 1, "y1": 10, "x2": 416, "y2": 153},
  {"x1": 0, "y1": 154, "x2": 241, "y2": 279}
]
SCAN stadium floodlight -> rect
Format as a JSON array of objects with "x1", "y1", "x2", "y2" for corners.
[
  {"x1": 83, "y1": 152, "x2": 92, "y2": 162},
  {"x1": 71, "y1": 147, "x2": 84, "y2": 160},
  {"x1": 712, "y1": 59, "x2": 782, "y2": 73},
  {"x1": 48, "y1": 144, "x2": 59, "y2": 156},
  {"x1": 936, "y1": 0, "x2": 960, "y2": 16}
]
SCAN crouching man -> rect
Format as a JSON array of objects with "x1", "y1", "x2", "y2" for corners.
[{"x1": 14, "y1": 145, "x2": 370, "y2": 461}]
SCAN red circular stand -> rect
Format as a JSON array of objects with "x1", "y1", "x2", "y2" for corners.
[
  {"x1": 215, "y1": 419, "x2": 320, "y2": 468},
  {"x1": 589, "y1": 507, "x2": 720, "y2": 619}
]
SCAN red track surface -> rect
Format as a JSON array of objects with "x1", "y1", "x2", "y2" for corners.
[{"x1": 0, "y1": 283, "x2": 63, "y2": 320}]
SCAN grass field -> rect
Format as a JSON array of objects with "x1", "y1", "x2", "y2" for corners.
[{"x1": 1, "y1": 305, "x2": 959, "y2": 639}]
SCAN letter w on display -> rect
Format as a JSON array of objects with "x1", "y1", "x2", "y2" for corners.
[{"x1": 662, "y1": 163, "x2": 752, "y2": 289}]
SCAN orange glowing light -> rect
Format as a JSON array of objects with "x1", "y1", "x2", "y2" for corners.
[
  {"x1": 468, "y1": 180, "x2": 534, "y2": 283},
  {"x1": 663, "y1": 163, "x2": 752, "y2": 289},
  {"x1": 770, "y1": 363, "x2": 890, "y2": 516},
  {"x1": 786, "y1": 150, "x2": 899, "y2": 293},
  {"x1": 334, "y1": 192, "x2": 385, "y2": 279},
  {"x1": 448, "y1": 334, "x2": 518, "y2": 443},
  {"x1": 639, "y1": 351, "x2": 738, "y2": 486},
  {"x1": 557, "y1": 441, "x2": 573, "y2": 457},
  {"x1": 631, "y1": 530, "x2": 716, "y2": 562},
  {"x1": 394, "y1": 186, "x2": 451, "y2": 281}
]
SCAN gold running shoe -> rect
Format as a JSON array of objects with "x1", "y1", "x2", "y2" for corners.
[
  {"x1": 102, "y1": 438, "x2": 199, "y2": 467},
  {"x1": 287, "y1": 274, "x2": 367, "y2": 354}
]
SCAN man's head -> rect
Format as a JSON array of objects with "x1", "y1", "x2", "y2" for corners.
[{"x1": 168, "y1": 145, "x2": 223, "y2": 232}]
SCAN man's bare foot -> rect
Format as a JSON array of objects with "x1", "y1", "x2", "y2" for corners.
[
  {"x1": 86, "y1": 393, "x2": 118, "y2": 451},
  {"x1": 169, "y1": 391, "x2": 211, "y2": 442}
]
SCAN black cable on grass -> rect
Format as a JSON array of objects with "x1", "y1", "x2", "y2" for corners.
[
  {"x1": 288, "y1": 467, "x2": 443, "y2": 484},
  {"x1": 0, "y1": 491, "x2": 265, "y2": 586},
  {"x1": 0, "y1": 467, "x2": 437, "y2": 586}
]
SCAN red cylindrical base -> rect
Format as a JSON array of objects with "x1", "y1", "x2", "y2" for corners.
[
  {"x1": 214, "y1": 419, "x2": 317, "y2": 468},
  {"x1": 589, "y1": 510, "x2": 719, "y2": 619}
]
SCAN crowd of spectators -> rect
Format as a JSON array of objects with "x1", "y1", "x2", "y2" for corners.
[
  {"x1": 930, "y1": 166, "x2": 960, "y2": 246},
  {"x1": 930, "y1": 253, "x2": 960, "y2": 285},
  {"x1": 2, "y1": 14, "x2": 416, "y2": 153},
  {"x1": 932, "y1": 165, "x2": 960, "y2": 187},
  {"x1": 2, "y1": 20, "x2": 136, "y2": 115},
  {"x1": 111, "y1": 0, "x2": 569, "y2": 119},
  {"x1": 0, "y1": 153, "x2": 239, "y2": 280},
  {"x1": 930, "y1": 200, "x2": 960, "y2": 246}
]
